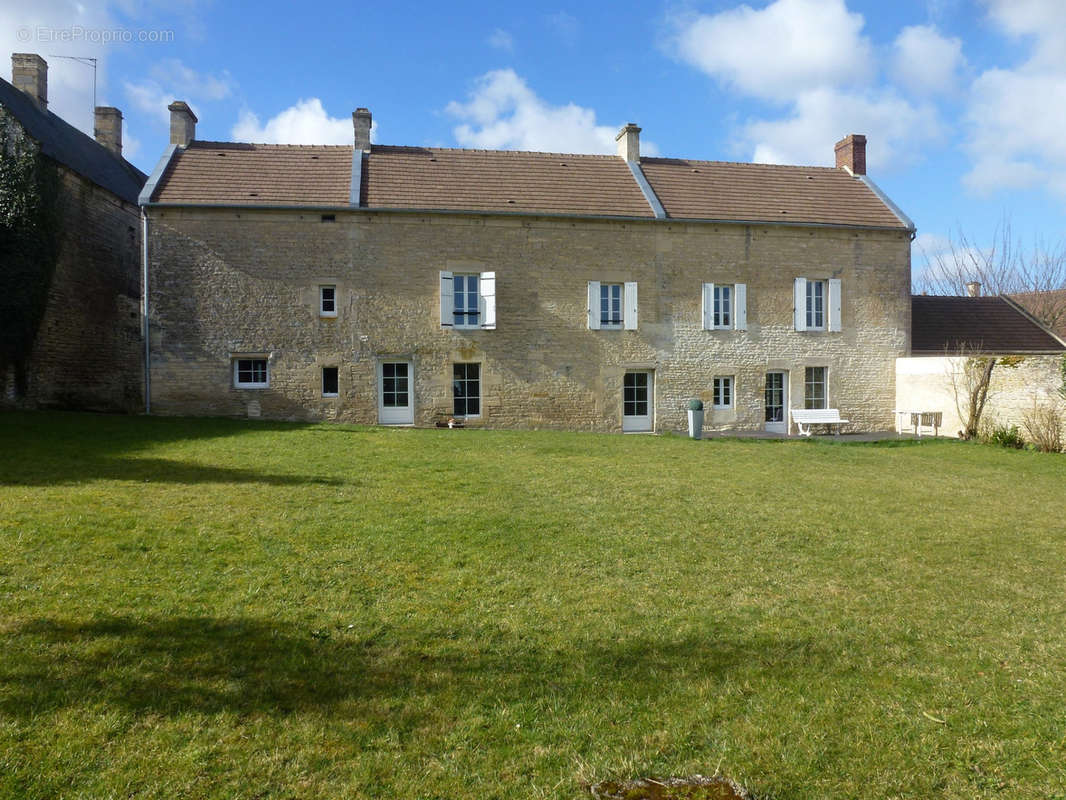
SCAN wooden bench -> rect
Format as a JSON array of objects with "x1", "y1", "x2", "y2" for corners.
[{"x1": 790, "y1": 408, "x2": 849, "y2": 437}]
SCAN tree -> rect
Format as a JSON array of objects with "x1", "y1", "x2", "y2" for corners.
[{"x1": 915, "y1": 219, "x2": 1066, "y2": 334}]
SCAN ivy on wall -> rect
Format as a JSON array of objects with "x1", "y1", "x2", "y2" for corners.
[{"x1": 0, "y1": 109, "x2": 62, "y2": 398}]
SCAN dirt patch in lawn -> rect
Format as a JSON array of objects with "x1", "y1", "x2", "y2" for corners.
[{"x1": 590, "y1": 775, "x2": 751, "y2": 800}]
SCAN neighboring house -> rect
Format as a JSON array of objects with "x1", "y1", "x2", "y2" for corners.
[
  {"x1": 0, "y1": 53, "x2": 146, "y2": 411},
  {"x1": 140, "y1": 103, "x2": 915, "y2": 433},
  {"x1": 1012, "y1": 289, "x2": 1066, "y2": 342},
  {"x1": 897, "y1": 294, "x2": 1066, "y2": 436}
]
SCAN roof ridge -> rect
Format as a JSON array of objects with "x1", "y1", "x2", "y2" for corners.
[
  {"x1": 641, "y1": 156, "x2": 842, "y2": 172},
  {"x1": 191, "y1": 140, "x2": 353, "y2": 149},
  {"x1": 370, "y1": 144, "x2": 622, "y2": 159}
]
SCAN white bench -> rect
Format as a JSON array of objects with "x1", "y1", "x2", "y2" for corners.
[{"x1": 790, "y1": 408, "x2": 849, "y2": 437}]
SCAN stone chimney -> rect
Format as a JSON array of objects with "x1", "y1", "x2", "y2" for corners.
[
  {"x1": 352, "y1": 108, "x2": 372, "y2": 152},
  {"x1": 168, "y1": 101, "x2": 197, "y2": 147},
  {"x1": 94, "y1": 106, "x2": 122, "y2": 156},
  {"x1": 12, "y1": 53, "x2": 47, "y2": 111},
  {"x1": 966, "y1": 281, "x2": 982, "y2": 297},
  {"x1": 615, "y1": 123, "x2": 641, "y2": 162},
  {"x1": 834, "y1": 133, "x2": 867, "y2": 175}
]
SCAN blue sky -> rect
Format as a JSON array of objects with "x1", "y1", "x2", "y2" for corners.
[{"x1": 5, "y1": 0, "x2": 1065, "y2": 280}]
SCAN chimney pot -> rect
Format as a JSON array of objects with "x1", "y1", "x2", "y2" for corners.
[
  {"x1": 352, "y1": 108, "x2": 372, "y2": 152},
  {"x1": 615, "y1": 122, "x2": 641, "y2": 162},
  {"x1": 12, "y1": 53, "x2": 47, "y2": 111},
  {"x1": 834, "y1": 133, "x2": 867, "y2": 175},
  {"x1": 966, "y1": 281, "x2": 982, "y2": 297},
  {"x1": 94, "y1": 106, "x2": 123, "y2": 157},
  {"x1": 168, "y1": 101, "x2": 197, "y2": 147}
]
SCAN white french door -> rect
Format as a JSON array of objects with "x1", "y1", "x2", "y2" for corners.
[
  {"x1": 622, "y1": 371, "x2": 653, "y2": 432},
  {"x1": 765, "y1": 371, "x2": 788, "y2": 434},
  {"x1": 378, "y1": 361, "x2": 414, "y2": 424}
]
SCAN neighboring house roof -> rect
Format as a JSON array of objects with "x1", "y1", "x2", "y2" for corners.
[
  {"x1": 146, "y1": 139, "x2": 911, "y2": 230},
  {"x1": 911, "y1": 295, "x2": 1066, "y2": 355},
  {"x1": 1010, "y1": 289, "x2": 1066, "y2": 340},
  {"x1": 0, "y1": 77, "x2": 146, "y2": 205}
]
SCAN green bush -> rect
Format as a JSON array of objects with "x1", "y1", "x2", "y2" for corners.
[
  {"x1": 688, "y1": 398, "x2": 704, "y2": 411},
  {"x1": 985, "y1": 423, "x2": 1025, "y2": 449}
]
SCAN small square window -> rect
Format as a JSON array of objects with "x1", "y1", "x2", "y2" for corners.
[
  {"x1": 320, "y1": 285, "x2": 337, "y2": 317},
  {"x1": 713, "y1": 376, "x2": 733, "y2": 409},
  {"x1": 234, "y1": 358, "x2": 268, "y2": 389},
  {"x1": 805, "y1": 366, "x2": 827, "y2": 409},
  {"x1": 322, "y1": 366, "x2": 339, "y2": 397}
]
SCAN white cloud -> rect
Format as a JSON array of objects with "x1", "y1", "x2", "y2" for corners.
[
  {"x1": 124, "y1": 59, "x2": 233, "y2": 125},
  {"x1": 962, "y1": 1, "x2": 1066, "y2": 196},
  {"x1": 747, "y1": 87, "x2": 942, "y2": 170},
  {"x1": 892, "y1": 25, "x2": 964, "y2": 95},
  {"x1": 488, "y1": 28, "x2": 514, "y2": 52},
  {"x1": 445, "y1": 69, "x2": 658, "y2": 156},
  {"x1": 670, "y1": 0, "x2": 873, "y2": 103},
  {"x1": 232, "y1": 98, "x2": 363, "y2": 145}
]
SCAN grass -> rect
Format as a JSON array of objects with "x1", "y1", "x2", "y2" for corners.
[{"x1": 1, "y1": 411, "x2": 1065, "y2": 799}]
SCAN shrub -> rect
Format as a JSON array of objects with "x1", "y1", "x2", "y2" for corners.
[
  {"x1": 688, "y1": 398, "x2": 704, "y2": 411},
  {"x1": 1021, "y1": 402, "x2": 1065, "y2": 453},
  {"x1": 984, "y1": 423, "x2": 1025, "y2": 449}
]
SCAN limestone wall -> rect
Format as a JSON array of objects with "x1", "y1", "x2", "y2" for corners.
[{"x1": 146, "y1": 207, "x2": 911, "y2": 432}]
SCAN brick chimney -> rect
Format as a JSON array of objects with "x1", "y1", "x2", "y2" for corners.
[
  {"x1": 615, "y1": 122, "x2": 641, "y2": 162},
  {"x1": 168, "y1": 101, "x2": 197, "y2": 147},
  {"x1": 94, "y1": 106, "x2": 122, "y2": 156},
  {"x1": 12, "y1": 53, "x2": 47, "y2": 111},
  {"x1": 966, "y1": 281, "x2": 981, "y2": 297},
  {"x1": 352, "y1": 108, "x2": 372, "y2": 152},
  {"x1": 834, "y1": 133, "x2": 866, "y2": 175}
]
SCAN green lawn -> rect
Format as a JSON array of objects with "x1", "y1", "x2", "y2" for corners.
[{"x1": 1, "y1": 411, "x2": 1065, "y2": 799}]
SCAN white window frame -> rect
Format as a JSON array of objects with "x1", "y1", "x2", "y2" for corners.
[
  {"x1": 319, "y1": 285, "x2": 337, "y2": 317},
  {"x1": 321, "y1": 366, "x2": 339, "y2": 398},
  {"x1": 702, "y1": 283, "x2": 747, "y2": 331},
  {"x1": 452, "y1": 362, "x2": 481, "y2": 418},
  {"x1": 588, "y1": 281, "x2": 637, "y2": 330},
  {"x1": 233, "y1": 358, "x2": 269, "y2": 389},
  {"x1": 804, "y1": 366, "x2": 828, "y2": 410},
  {"x1": 440, "y1": 271, "x2": 496, "y2": 330},
  {"x1": 713, "y1": 376, "x2": 734, "y2": 409},
  {"x1": 795, "y1": 278, "x2": 841, "y2": 332}
]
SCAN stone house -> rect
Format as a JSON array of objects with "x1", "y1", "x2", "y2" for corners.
[
  {"x1": 140, "y1": 103, "x2": 915, "y2": 433},
  {"x1": 897, "y1": 293, "x2": 1066, "y2": 437},
  {"x1": 0, "y1": 53, "x2": 145, "y2": 411}
]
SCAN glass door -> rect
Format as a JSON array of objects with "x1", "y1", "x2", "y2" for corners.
[
  {"x1": 378, "y1": 361, "x2": 414, "y2": 424},
  {"x1": 622, "y1": 371, "x2": 653, "y2": 432},
  {"x1": 765, "y1": 371, "x2": 788, "y2": 434}
]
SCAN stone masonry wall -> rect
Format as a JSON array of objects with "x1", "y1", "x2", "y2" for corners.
[
  {"x1": 147, "y1": 208, "x2": 911, "y2": 432},
  {"x1": 13, "y1": 162, "x2": 143, "y2": 412}
]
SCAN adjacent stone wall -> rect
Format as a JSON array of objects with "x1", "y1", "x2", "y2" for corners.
[
  {"x1": 147, "y1": 207, "x2": 911, "y2": 432},
  {"x1": 4, "y1": 158, "x2": 143, "y2": 412},
  {"x1": 897, "y1": 355, "x2": 1064, "y2": 437}
]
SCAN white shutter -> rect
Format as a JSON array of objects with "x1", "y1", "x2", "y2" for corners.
[
  {"x1": 734, "y1": 283, "x2": 747, "y2": 331},
  {"x1": 794, "y1": 277, "x2": 807, "y2": 331},
  {"x1": 440, "y1": 271, "x2": 454, "y2": 328},
  {"x1": 828, "y1": 278, "x2": 842, "y2": 332},
  {"x1": 480, "y1": 271, "x2": 496, "y2": 329},
  {"x1": 587, "y1": 281, "x2": 600, "y2": 330},
  {"x1": 623, "y1": 282, "x2": 638, "y2": 330},
  {"x1": 702, "y1": 283, "x2": 714, "y2": 330}
]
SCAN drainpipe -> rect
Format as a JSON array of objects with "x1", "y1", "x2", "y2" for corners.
[{"x1": 142, "y1": 209, "x2": 151, "y2": 414}]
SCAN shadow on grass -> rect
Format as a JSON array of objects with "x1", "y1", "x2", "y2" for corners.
[
  {"x1": 0, "y1": 411, "x2": 341, "y2": 487},
  {"x1": 0, "y1": 616, "x2": 831, "y2": 719}
]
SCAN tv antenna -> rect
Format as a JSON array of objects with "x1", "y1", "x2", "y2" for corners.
[{"x1": 47, "y1": 55, "x2": 97, "y2": 128}]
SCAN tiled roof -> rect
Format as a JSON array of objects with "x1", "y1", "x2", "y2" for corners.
[
  {"x1": 152, "y1": 141, "x2": 352, "y2": 206},
  {"x1": 911, "y1": 295, "x2": 1066, "y2": 355},
  {"x1": 639, "y1": 158, "x2": 904, "y2": 228},
  {"x1": 0, "y1": 77, "x2": 146, "y2": 205},
  {"x1": 1011, "y1": 289, "x2": 1066, "y2": 339},
  {"x1": 148, "y1": 140, "x2": 910, "y2": 230}
]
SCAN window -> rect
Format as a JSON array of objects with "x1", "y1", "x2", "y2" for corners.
[
  {"x1": 806, "y1": 280, "x2": 825, "y2": 330},
  {"x1": 453, "y1": 363, "x2": 480, "y2": 417},
  {"x1": 713, "y1": 376, "x2": 733, "y2": 409},
  {"x1": 381, "y1": 362, "x2": 409, "y2": 408},
  {"x1": 587, "y1": 281, "x2": 637, "y2": 330},
  {"x1": 794, "y1": 278, "x2": 841, "y2": 332},
  {"x1": 320, "y1": 285, "x2": 337, "y2": 317},
  {"x1": 233, "y1": 358, "x2": 268, "y2": 389},
  {"x1": 804, "y1": 367, "x2": 827, "y2": 409},
  {"x1": 702, "y1": 283, "x2": 747, "y2": 330},
  {"x1": 440, "y1": 271, "x2": 496, "y2": 329},
  {"x1": 322, "y1": 366, "x2": 338, "y2": 397},
  {"x1": 600, "y1": 283, "x2": 623, "y2": 328}
]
